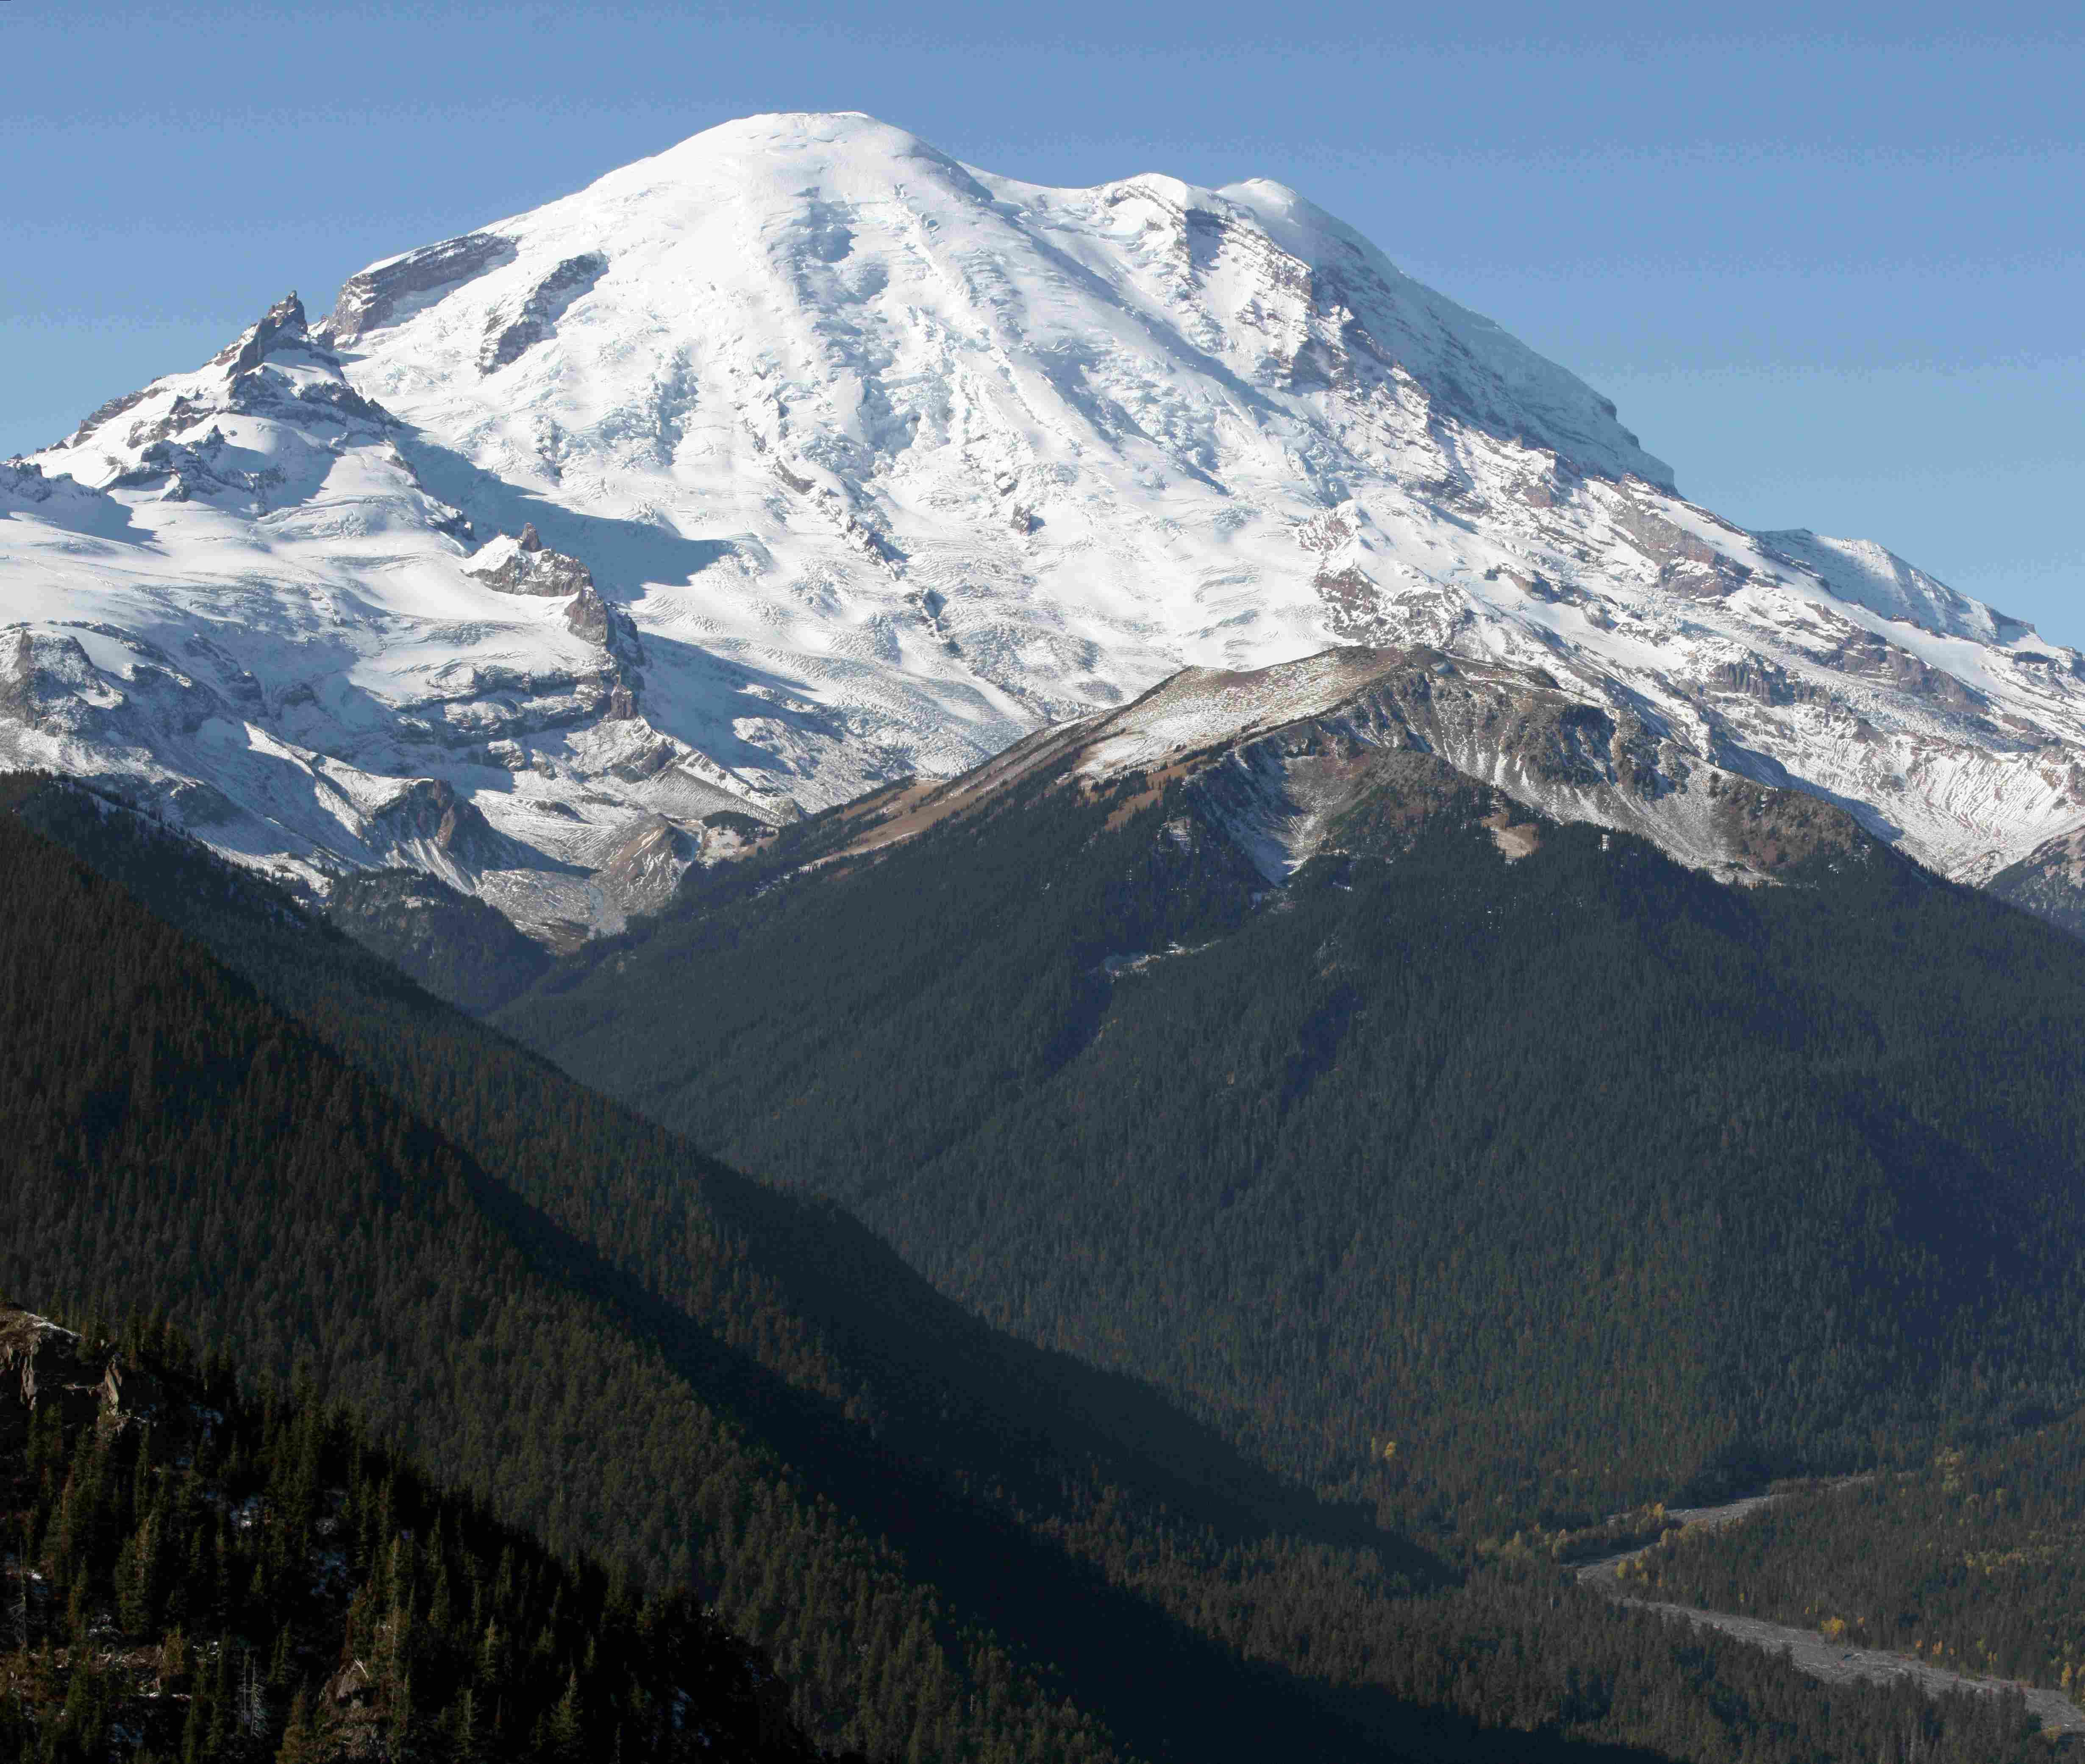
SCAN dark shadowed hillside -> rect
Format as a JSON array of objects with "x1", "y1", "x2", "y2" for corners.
[
  {"x1": 502, "y1": 720, "x2": 2085, "y2": 1546},
  {"x1": 0, "y1": 1302, "x2": 825, "y2": 1764},
  {"x1": 324, "y1": 865, "x2": 553, "y2": 1013},
  {"x1": 6, "y1": 774, "x2": 2066, "y2": 1764},
  {"x1": 0, "y1": 779, "x2": 1128, "y2": 1763}
]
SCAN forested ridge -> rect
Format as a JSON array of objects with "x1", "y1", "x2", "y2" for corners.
[
  {"x1": 0, "y1": 1304, "x2": 823, "y2": 1763},
  {"x1": 6, "y1": 775, "x2": 2078, "y2": 1762},
  {"x1": 0, "y1": 782, "x2": 1125, "y2": 1764},
  {"x1": 506, "y1": 752, "x2": 2085, "y2": 1541}
]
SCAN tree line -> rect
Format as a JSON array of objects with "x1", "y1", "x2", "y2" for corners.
[{"x1": 8, "y1": 772, "x2": 2075, "y2": 1764}]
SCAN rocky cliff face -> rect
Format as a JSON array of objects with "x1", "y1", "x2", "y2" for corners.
[
  {"x1": 1989, "y1": 828, "x2": 2085, "y2": 938},
  {"x1": 324, "y1": 866, "x2": 555, "y2": 1009},
  {"x1": 8, "y1": 111, "x2": 2085, "y2": 943},
  {"x1": 822, "y1": 645, "x2": 1885, "y2": 892},
  {"x1": 0, "y1": 1308, "x2": 168, "y2": 1452}
]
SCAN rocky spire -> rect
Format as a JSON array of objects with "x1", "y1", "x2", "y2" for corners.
[{"x1": 229, "y1": 292, "x2": 311, "y2": 375}]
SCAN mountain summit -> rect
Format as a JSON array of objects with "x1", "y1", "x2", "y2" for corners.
[{"x1": 8, "y1": 111, "x2": 2085, "y2": 937}]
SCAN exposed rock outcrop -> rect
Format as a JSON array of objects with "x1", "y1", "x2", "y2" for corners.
[
  {"x1": 481, "y1": 252, "x2": 608, "y2": 372},
  {"x1": 464, "y1": 529, "x2": 645, "y2": 720},
  {"x1": 466, "y1": 524, "x2": 598, "y2": 596},
  {"x1": 0, "y1": 1308, "x2": 168, "y2": 1450},
  {"x1": 0, "y1": 631, "x2": 111, "y2": 734},
  {"x1": 325, "y1": 866, "x2": 553, "y2": 1013},
  {"x1": 885, "y1": 647, "x2": 1878, "y2": 888},
  {"x1": 222, "y1": 289, "x2": 312, "y2": 374},
  {"x1": 1989, "y1": 825, "x2": 2085, "y2": 938},
  {"x1": 66, "y1": 385, "x2": 155, "y2": 447},
  {"x1": 365, "y1": 777, "x2": 514, "y2": 872},
  {"x1": 320, "y1": 231, "x2": 517, "y2": 345}
]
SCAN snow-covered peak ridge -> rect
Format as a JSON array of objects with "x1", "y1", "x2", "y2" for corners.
[
  {"x1": 1753, "y1": 529, "x2": 2037, "y2": 650},
  {"x1": 37, "y1": 287, "x2": 407, "y2": 515},
  {"x1": 320, "y1": 108, "x2": 1670, "y2": 492},
  {"x1": 8, "y1": 112, "x2": 2085, "y2": 945},
  {"x1": 1207, "y1": 174, "x2": 1673, "y2": 490},
  {"x1": 2, "y1": 289, "x2": 777, "y2": 939},
  {"x1": 1080, "y1": 648, "x2": 1411, "y2": 775},
  {"x1": 602, "y1": 111, "x2": 992, "y2": 203},
  {"x1": 56, "y1": 290, "x2": 323, "y2": 454}
]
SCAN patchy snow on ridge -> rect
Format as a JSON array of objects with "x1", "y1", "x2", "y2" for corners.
[{"x1": 7, "y1": 110, "x2": 2085, "y2": 936}]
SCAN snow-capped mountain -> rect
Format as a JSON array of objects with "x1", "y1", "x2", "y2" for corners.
[{"x1": 8, "y1": 110, "x2": 2084, "y2": 939}]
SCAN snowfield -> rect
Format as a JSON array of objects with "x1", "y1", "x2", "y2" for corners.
[{"x1": 7, "y1": 111, "x2": 2084, "y2": 936}]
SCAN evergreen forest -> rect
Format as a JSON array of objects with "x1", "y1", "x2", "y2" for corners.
[
  {"x1": 506, "y1": 753, "x2": 2085, "y2": 1537},
  {"x1": 0, "y1": 1304, "x2": 824, "y2": 1763},
  {"x1": 5, "y1": 772, "x2": 2081, "y2": 1763},
  {"x1": 1624, "y1": 1409, "x2": 2085, "y2": 1696}
]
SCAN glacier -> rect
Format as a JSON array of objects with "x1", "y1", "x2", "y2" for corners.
[{"x1": 7, "y1": 110, "x2": 2084, "y2": 939}]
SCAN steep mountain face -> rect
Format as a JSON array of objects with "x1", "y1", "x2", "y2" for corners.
[
  {"x1": 0, "y1": 293, "x2": 752, "y2": 940},
  {"x1": 1988, "y1": 826, "x2": 2085, "y2": 938},
  {"x1": 12, "y1": 773, "x2": 2070, "y2": 1764},
  {"x1": 890, "y1": 646, "x2": 1882, "y2": 885},
  {"x1": 0, "y1": 1305, "x2": 827, "y2": 1764},
  {"x1": 502, "y1": 651, "x2": 2085, "y2": 1533},
  {"x1": 0, "y1": 778, "x2": 1174, "y2": 1763},
  {"x1": 8, "y1": 111, "x2": 2085, "y2": 939},
  {"x1": 323, "y1": 864, "x2": 553, "y2": 1011}
]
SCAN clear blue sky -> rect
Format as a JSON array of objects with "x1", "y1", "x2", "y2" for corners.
[{"x1": 6, "y1": 1, "x2": 2079, "y2": 639}]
